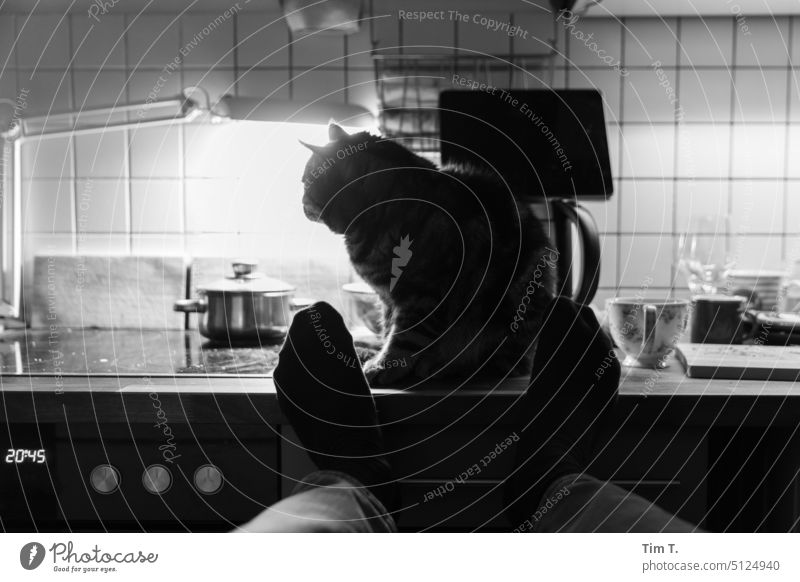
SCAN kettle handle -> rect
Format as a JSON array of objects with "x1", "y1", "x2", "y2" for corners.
[{"x1": 554, "y1": 200, "x2": 601, "y2": 305}]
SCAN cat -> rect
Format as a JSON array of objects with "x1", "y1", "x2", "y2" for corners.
[{"x1": 300, "y1": 122, "x2": 557, "y2": 386}]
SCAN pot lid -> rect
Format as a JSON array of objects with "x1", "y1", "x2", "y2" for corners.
[{"x1": 198, "y1": 261, "x2": 295, "y2": 294}]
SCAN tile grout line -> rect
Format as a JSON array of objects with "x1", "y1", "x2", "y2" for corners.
[
  {"x1": 67, "y1": 13, "x2": 78, "y2": 253},
  {"x1": 671, "y1": 16, "x2": 682, "y2": 297},
  {"x1": 783, "y1": 17, "x2": 794, "y2": 265}
]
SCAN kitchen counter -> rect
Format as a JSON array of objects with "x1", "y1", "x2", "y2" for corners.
[
  {"x1": 2, "y1": 329, "x2": 799, "y2": 427},
  {"x1": 3, "y1": 331, "x2": 799, "y2": 532}
]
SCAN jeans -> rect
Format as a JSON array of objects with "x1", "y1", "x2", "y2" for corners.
[{"x1": 237, "y1": 471, "x2": 699, "y2": 533}]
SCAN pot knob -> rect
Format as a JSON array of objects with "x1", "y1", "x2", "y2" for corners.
[{"x1": 232, "y1": 260, "x2": 258, "y2": 278}]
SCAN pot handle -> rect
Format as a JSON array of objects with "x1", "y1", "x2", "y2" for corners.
[
  {"x1": 174, "y1": 298, "x2": 207, "y2": 313},
  {"x1": 290, "y1": 297, "x2": 314, "y2": 311}
]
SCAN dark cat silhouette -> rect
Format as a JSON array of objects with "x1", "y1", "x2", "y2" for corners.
[{"x1": 301, "y1": 122, "x2": 556, "y2": 385}]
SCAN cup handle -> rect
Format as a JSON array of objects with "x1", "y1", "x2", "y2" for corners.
[{"x1": 643, "y1": 304, "x2": 658, "y2": 353}]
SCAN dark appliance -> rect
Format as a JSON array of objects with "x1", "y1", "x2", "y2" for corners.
[{"x1": 439, "y1": 89, "x2": 613, "y2": 304}]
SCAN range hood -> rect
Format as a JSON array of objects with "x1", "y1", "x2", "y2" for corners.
[{"x1": 282, "y1": 0, "x2": 362, "y2": 35}]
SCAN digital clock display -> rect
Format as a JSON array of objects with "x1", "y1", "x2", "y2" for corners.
[{"x1": 5, "y1": 448, "x2": 46, "y2": 464}]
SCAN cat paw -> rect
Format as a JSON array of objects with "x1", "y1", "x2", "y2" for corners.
[{"x1": 363, "y1": 354, "x2": 414, "y2": 386}]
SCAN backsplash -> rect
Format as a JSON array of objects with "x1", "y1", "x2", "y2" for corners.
[{"x1": 1, "y1": 7, "x2": 799, "y2": 316}]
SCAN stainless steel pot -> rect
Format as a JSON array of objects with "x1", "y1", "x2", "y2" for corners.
[{"x1": 175, "y1": 261, "x2": 309, "y2": 343}]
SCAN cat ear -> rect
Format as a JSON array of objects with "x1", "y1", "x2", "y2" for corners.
[
  {"x1": 328, "y1": 122, "x2": 349, "y2": 142},
  {"x1": 299, "y1": 140, "x2": 327, "y2": 155}
]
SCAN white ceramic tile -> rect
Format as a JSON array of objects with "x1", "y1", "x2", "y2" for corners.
[
  {"x1": 15, "y1": 14, "x2": 71, "y2": 68},
  {"x1": 581, "y1": 192, "x2": 619, "y2": 233},
  {"x1": 735, "y1": 17, "x2": 790, "y2": 67},
  {"x1": 184, "y1": 233, "x2": 238, "y2": 257},
  {"x1": 788, "y1": 126, "x2": 800, "y2": 179},
  {"x1": 75, "y1": 131, "x2": 127, "y2": 178},
  {"x1": 21, "y1": 138, "x2": 73, "y2": 180},
  {"x1": 731, "y1": 181, "x2": 784, "y2": 234},
  {"x1": 566, "y1": 17, "x2": 622, "y2": 69},
  {"x1": 345, "y1": 69, "x2": 379, "y2": 114},
  {"x1": 733, "y1": 235, "x2": 784, "y2": 270},
  {"x1": 75, "y1": 178, "x2": 127, "y2": 233},
  {"x1": 292, "y1": 30, "x2": 347, "y2": 68},
  {"x1": 731, "y1": 124, "x2": 786, "y2": 179},
  {"x1": 0, "y1": 16, "x2": 16, "y2": 66},
  {"x1": 185, "y1": 178, "x2": 237, "y2": 232},
  {"x1": 23, "y1": 70, "x2": 72, "y2": 114},
  {"x1": 622, "y1": 68, "x2": 678, "y2": 123},
  {"x1": 184, "y1": 122, "x2": 255, "y2": 178},
  {"x1": 674, "y1": 180, "x2": 729, "y2": 235},
  {"x1": 235, "y1": 69, "x2": 290, "y2": 99},
  {"x1": 346, "y1": 24, "x2": 375, "y2": 69},
  {"x1": 789, "y1": 70, "x2": 800, "y2": 122},
  {"x1": 598, "y1": 234, "x2": 618, "y2": 288},
  {"x1": 733, "y1": 69, "x2": 788, "y2": 123},
  {"x1": 514, "y1": 7, "x2": 563, "y2": 57},
  {"x1": 787, "y1": 182, "x2": 800, "y2": 233},
  {"x1": 0, "y1": 69, "x2": 16, "y2": 101},
  {"x1": 71, "y1": 14, "x2": 126, "y2": 67},
  {"x1": 129, "y1": 126, "x2": 181, "y2": 179},
  {"x1": 73, "y1": 70, "x2": 128, "y2": 109},
  {"x1": 236, "y1": 11, "x2": 290, "y2": 67},
  {"x1": 131, "y1": 179, "x2": 182, "y2": 233},
  {"x1": 180, "y1": 13, "x2": 235, "y2": 67},
  {"x1": 677, "y1": 68, "x2": 732, "y2": 123},
  {"x1": 181, "y1": 69, "x2": 235, "y2": 107},
  {"x1": 511, "y1": 67, "x2": 565, "y2": 90},
  {"x1": 131, "y1": 234, "x2": 185, "y2": 256},
  {"x1": 457, "y1": 12, "x2": 512, "y2": 54},
  {"x1": 76, "y1": 233, "x2": 129, "y2": 255},
  {"x1": 125, "y1": 68, "x2": 182, "y2": 104},
  {"x1": 679, "y1": 17, "x2": 733, "y2": 67},
  {"x1": 568, "y1": 68, "x2": 622, "y2": 122},
  {"x1": 676, "y1": 124, "x2": 730, "y2": 179},
  {"x1": 292, "y1": 69, "x2": 347, "y2": 103},
  {"x1": 606, "y1": 123, "x2": 621, "y2": 181},
  {"x1": 22, "y1": 179, "x2": 73, "y2": 233},
  {"x1": 619, "y1": 179, "x2": 673, "y2": 234},
  {"x1": 371, "y1": 13, "x2": 400, "y2": 51},
  {"x1": 624, "y1": 18, "x2": 678, "y2": 67},
  {"x1": 400, "y1": 16, "x2": 455, "y2": 53},
  {"x1": 618, "y1": 234, "x2": 675, "y2": 287},
  {"x1": 126, "y1": 14, "x2": 180, "y2": 68},
  {"x1": 620, "y1": 124, "x2": 675, "y2": 179}
]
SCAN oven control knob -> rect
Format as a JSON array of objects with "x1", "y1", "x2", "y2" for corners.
[
  {"x1": 142, "y1": 464, "x2": 172, "y2": 495},
  {"x1": 194, "y1": 464, "x2": 223, "y2": 495},
  {"x1": 90, "y1": 465, "x2": 120, "y2": 494}
]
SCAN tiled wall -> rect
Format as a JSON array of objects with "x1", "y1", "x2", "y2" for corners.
[{"x1": 1, "y1": 6, "x2": 799, "y2": 317}]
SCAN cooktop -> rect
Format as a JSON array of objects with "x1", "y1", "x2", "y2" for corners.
[{"x1": 0, "y1": 329, "x2": 282, "y2": 377}]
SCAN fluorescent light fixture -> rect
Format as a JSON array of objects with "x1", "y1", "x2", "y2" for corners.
[{"x1": 214, "y1": 95, "x2": 375, "y2": 127}]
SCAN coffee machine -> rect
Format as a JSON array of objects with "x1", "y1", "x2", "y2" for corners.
[{"x1": 439, "y1": 89, "x2": 613, "y2": 305}]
